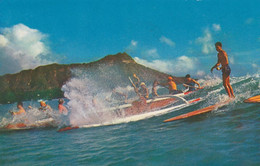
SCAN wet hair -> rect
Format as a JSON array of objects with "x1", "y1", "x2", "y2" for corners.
[
  {"x1": 215, "y1": 42, "x2": 222, "y2": 47},
  {"x1": 185, "y1": 74, "x2": 191, "y2": 78},
  {"x1": 58, "y1": 99, "x2": 64, "y2": 104},
  {"x1": 17, "y1": 101, "x2": 23, "y2": 107}
]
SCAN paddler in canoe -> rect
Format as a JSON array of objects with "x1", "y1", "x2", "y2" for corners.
[
  {"x1": 127, "y1": 79, "x2": 149, "y2": 115},
  {"x1": 183, "y1": 74, "x2": 201, "y2": 92},
  {"x1": 5, "y1": 101, "x2": 28, "y2": 129},
  {"x1": 39, "y1": 101, "x2": 53, "y2": 118},
  {"x1": 9, "y1": 101, "x2": 26, "y2": 115},
  {"x1": 160, "y1": 76, "x2": 182, "y2": 95},
  {"x1": 58, "y1": 99, "x2": 68, "y2": 115},
  {"x1": 39, "y1": 101, "x2": 53, "y2": 112},
  {"x1": 133, "y1": 73, "x2": 140, "y2": 88},
  {"x1": 152, "y1": 79, "x2": 159, "y2": 98}
]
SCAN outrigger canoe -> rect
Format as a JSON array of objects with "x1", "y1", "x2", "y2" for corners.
[
  {"x1": 2, "y1": 118, "x2": 56, "y2": 130},
  {"x1": 58, "y1": 92, "x2": 202, "y2": 132}
]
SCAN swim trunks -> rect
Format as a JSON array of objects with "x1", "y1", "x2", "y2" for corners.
[{"x1": 222, "y1": 65, "x2": 231, "y2": 76}]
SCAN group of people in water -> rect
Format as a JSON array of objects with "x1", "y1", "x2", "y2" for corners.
[
  {"x1": 10, "y1": 41, "x2": 235, "y2": 118},
  {"x1": 131, "y1": 73, "x2": 201, "y2": 100},
  {"x1": 132, "y1": 41, "x2": 235, "y2": 100},
  {"x1": 10, "y1": 99, "x2": 68, "y2": 117}
]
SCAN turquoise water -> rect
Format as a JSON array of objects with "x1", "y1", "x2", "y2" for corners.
[{"x1": 0, "y1": 75, "x2": 259, "y2": 165}]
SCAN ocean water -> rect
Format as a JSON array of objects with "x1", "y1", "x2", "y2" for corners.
[{"x1": 0, "y1": 74, "x2": 259, "y2": 166}]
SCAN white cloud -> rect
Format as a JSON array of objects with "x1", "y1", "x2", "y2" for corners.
[
  {"x1": 0, "y1": 24, "x2": 56, "y2": 75},
  {"x1": 196, "y1": 70, "x2": 205, "y2": 77},
  {"x1": 142, "y1": 48, "x2": 159, "y2": 58},
  {"x1": 131, "y1": 40, "x2": 138, "y2": 46},
  {"x1": 125, "y1": 40, "x2": 138, "y2": 54},
  {"x1": 196, "y1": 28, "x2": 215, "y2": 54},
  {"x1": 134, "y1": 57, "x2": 170, "y2": 73},
  {"x1": 212, "y1": 24, "x2": 221, "y2": 31},
  {"x1": 134, "y1": 55, "x2": 198, "y2": 75},
  {"x1": 0, "y1": 35, "x2": 8, "y2": 47},
  {"x1": 160, "y1": 36, "x2": 175, "y2": 47}
]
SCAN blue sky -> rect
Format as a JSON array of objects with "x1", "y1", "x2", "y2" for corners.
[{"x1": 0, "y1": 0, "x2": 259, "y2": 77}]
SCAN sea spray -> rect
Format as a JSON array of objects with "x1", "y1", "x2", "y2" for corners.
[{"x1": 61, "y1": 68, "x2": 134, "y2": 126}]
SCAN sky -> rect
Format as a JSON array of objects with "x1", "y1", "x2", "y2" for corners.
[{"x1": 0, "y1": 0, "x2": 259, "y2": 77}]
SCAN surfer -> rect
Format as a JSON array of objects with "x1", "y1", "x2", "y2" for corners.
[
  {"x1": 152, "y1": 80, "x2": 159, "y2": 97},
  {"x1": 10, "y1": 102, "x2": 26, "y2": 115},
  {"x1": 58, "y1": 99, "x2": 68, "y2": 115},
  {"x1": 211, "y1": 42, "x2": 235, "y2": 98},
  {"x1": 161, "y1": 76, "x2": 182, "y2": 95},
  {"x1": 183, "y1": 74, "x2": 201, "y2": 92}
]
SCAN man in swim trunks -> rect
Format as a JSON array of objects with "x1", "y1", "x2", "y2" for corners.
[
  {"x1": 183, "y1": 74, "x2": 201, "y2": 92},
  {"x1": 211, "y1": 42, "x2": 235, "y2": 98}
]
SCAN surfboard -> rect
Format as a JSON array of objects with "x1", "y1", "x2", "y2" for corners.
[
  {"x1": 164, "y1": 98, "x2": 233, "y2": 122},
  {"x1": 243, "y1": 95, "x2": 260, "y2": 103}
]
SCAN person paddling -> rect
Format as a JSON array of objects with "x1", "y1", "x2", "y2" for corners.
[
  {"x1": 183, "y1": 74, "x2": 201, "y2": 92},
  {"x1": 132, "y1": 73, "x2": 140, "y2": 88},
  {"x1": 10, "y1": 102, "x2": 26, "y2": 115},
  {"x1": 211, "y1": 42, "x2": 235, "y2": 98},
  {"x1": 161, "y1": 76, "x2": 182, "y2": 95},
  {"x1": 138, "y1": 82, "x2": 149, "y2": 99},
  {"x1": 39, "y1": 101, "x2": 52, "y2": 112},
  {"x1": 58, "y1": 99, "x2": 68, "y2": 115},
  {"x1": 152, "y1": 80, "x2": 159, "y2": 97}
]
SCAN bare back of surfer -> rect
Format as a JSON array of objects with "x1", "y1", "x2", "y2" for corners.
[{"x1": 211, "y1": 42, "x2": 235, "y2": 98}]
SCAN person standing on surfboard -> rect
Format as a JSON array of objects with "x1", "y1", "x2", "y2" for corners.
[
  {"x1": 183, "y1": 74, "x2": 201, "y2": 92},
  {"x1": 211, "y1": 42, "x2": 235, "y2": 98}
]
